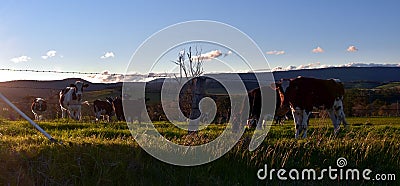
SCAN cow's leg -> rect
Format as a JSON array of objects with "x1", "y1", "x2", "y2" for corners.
[
  {"x1": 301, "y1": 110, "x2": 311, "y2": 138},
  {"x1": 336, "y1": 105, "x2": 348, "y2": 129},
  {"x1": 61, "y1": 107, "x2": 67, "y2": 118},
  {"x1": 260, "y1": 114, "x2": 273, "y2": 129},
  {"x1": 340, "y1": 110, "x2": 348, "y2": 128},
  {"x1": 292, "y1": 107, "x2": 303, "y2": 139},
  {"x1": 333, "y1": 98, "x2": 350, "y2": 132},
  {"x1": 77, "y1": 107, "x2": 82, "y2": 121},
  {"x1": 108, "y1": 114, "x2": 112, "y2": 122},
  {"x1": 257, "y1": 118, "x2": 262, "y2": 129},
  {"x1": 95, "y1": 111, "x2": 100, "y2": 122},
  {"x1": 71, "y1": 110, "x2": 76, "y2": 120},
  {"x1": 328, "y1": 109, "x2": 340, "y2": 135}
]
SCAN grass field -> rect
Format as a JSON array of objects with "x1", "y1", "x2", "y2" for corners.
[{"x1": 0, "y1": 117, "x2": 399, "y2": 185}]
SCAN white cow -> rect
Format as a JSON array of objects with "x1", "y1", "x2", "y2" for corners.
[
  {"x1": 59, "y1": 81, "x2": 89, "y2": 120},
  {"x1": 31, "y1": 98, "x2": 47, "y2": 120}
]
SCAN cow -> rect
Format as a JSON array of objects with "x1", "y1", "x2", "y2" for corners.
[
  {"x1": 59, "y1": 81, "x2": 89, "y2": 120},
  {"x1": 112, "y1": 96, "x2": 125, "y2": 121},
  {"x1": 94, "y1": 97, "x2": 115, "y2": 122},
  {"x1": 275, "y1": 77, "x2": 348, "y2": 138},
  {"x1": 31, "y1": 98, "x2": 47, "y2": 120},
  {"x1": 245, "y1": 85, "x2": 288, "y2": 128}
]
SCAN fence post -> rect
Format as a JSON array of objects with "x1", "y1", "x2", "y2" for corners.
[{"x1": 0, "y1": 93, "x2": 58, "y2": 143}]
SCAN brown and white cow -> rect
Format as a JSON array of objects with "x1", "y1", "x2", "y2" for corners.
[
  {"x1": 94, "y1": 97, "x2": 115, "y2": 122},
  {"x1": 112, "y1": 96, "x2": 125, "y2": 121},
  {"x1": 59, "y1": 81, "x2": 89, "y2": 120},
  {"x1": 275, "y1": 77, "x2": 348, "y2": 138},
  {"x1": 31, "y1": 98, "x2": 47, "y2": 120}
]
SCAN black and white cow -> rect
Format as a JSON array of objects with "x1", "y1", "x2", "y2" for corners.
[
  {"x1": 94, "y1": 97, "x2": 115, "y2": 122},
  {"x1": 31, "y1": 98, "x2": 47, "y2": 120},
  {"x1": 275, "y1": 77, "x2": 348, "y2": 138},
  {"x1": 59, "y1": 81, "x2": 89, "y2": 120}
]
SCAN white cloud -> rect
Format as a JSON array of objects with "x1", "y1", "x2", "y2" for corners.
[
  {"x1": 87, "y1": 70, "x2": 166, "y2": 83},
  {"x1": 347, "y1": 45, "x2": 358, "y2": 52},
  {"x1": 285, "y1": 65, "x2": 297, "y2": 71},
  {"x1": 88, "y1": 70, "x2": 124, "y2": 83},
  {"x1": 223, "y1": 50, "x2": 232, "y2": 57},
  {"x1": 266, "y1": 50, "x2": 285, "y2": 55},
  {"x1": 312, "y1": 46, "x2": 324, "y2": 53},
  {"x1": 10, "y1": 55, "x2": 31, "y2": 63},
  {"x1": 296, "y1": 62, "x2": 321, "y2": 70},
  {"x1": 100, "y1": 52, "x2": 115, "y2": 59},
  {"x1": 191, "y1": 50, "x2": 223, "y2": 61},
  {"x1": 271, "y1": 66, "x2": 283, "y2": 71},
  {"x1": 41, "y1": 50, "x2": 57, "y2": 59}
]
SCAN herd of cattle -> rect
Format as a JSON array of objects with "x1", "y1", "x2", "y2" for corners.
[
  {"x1": 31, "y1": 77, "x2": 348, "y2": 138},
  {"x1": 31, "y1": 81, "x2": 125, "y2": 123}
]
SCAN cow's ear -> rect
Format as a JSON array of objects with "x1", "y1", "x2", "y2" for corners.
[
  {"x1": 70, "y1": 84, "x2": 76, "y2": 87},
  {"x1": 83, "y1": 84, "x2": 89, "y2": 88}
]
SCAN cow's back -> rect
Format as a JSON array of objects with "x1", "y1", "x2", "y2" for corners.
[{"x1": 285, "y1": 77, "x2": 345, "y2": 110}]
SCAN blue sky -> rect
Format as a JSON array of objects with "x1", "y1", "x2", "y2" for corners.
[{"x1": 1, "y1": 0, "x2": 399, "y2": 82}]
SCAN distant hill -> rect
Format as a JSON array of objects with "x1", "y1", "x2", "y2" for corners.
[
  {"x1": 1, "y1": 67, "x2": 400, "y2": 102},
  {"x1": 272, "y1": 67, "x2": 400, "y2": 83},
  {"x1": 0, "y1": 78, "x2": 122, "y2": 99},
  {"x1": 204, "y1": 67, "x2": 400, "y2": 90}
]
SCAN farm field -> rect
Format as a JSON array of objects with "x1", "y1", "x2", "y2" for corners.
[{"x1": 0, "y1": 117, "x2": 399, "y2": 185}]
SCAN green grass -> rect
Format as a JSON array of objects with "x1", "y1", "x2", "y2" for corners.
[
  {"x1": 375, "y1": 82, "x2": 400, "y2": 89},
  {"x1": 0, "y1": 117, "x2": 399, "y2": 185}
]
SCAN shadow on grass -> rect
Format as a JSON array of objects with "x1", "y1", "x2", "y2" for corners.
[{"x1": 1, "y1": 134, "x2": 399, "y2": 185}]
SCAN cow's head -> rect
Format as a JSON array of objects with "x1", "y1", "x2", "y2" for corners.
[
  {"x1": 33, "y1": 98, "x2": 47, "y2": 111},
  {"x1": 69, "y1": 81, "x2": 89, "y2": 101},
  {"x1": 270, "y1": 79, "x2": 291, "y2": 116},
  {"x1": 106, "y1": 97, "x2": 114, "y2": 103}
]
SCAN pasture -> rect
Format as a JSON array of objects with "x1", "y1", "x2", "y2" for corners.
[{"x1": 0, "y1": 117, "x2": 399, "y2": 185}]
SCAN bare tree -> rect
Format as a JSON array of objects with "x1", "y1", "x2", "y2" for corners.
[
  {"x1": 172, "y1": 47, "x2": 205, "y2": 134},
  {"x1": 172, "y1": 47, "x2": 204, "y2": 83}
]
